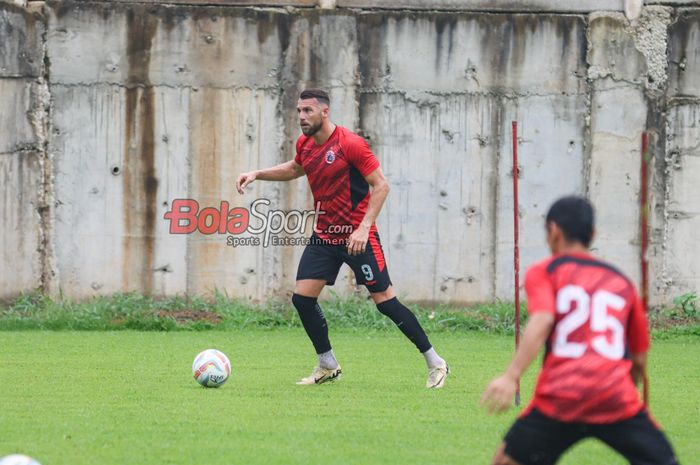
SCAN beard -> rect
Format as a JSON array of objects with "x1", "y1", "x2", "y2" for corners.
[{"x1": 301, "y1": 120, "x2": 322, "y2": 136}]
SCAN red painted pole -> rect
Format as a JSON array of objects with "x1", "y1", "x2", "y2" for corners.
[
  {"x1": 640, "y1": 132, "x2": 650, "y2": 315},
  {"x1": 640, "y1": 132, "x2": 650, "y2": 407},
  {"x1": 512, "y1": 121, "x2": 521, "y2": 407}
]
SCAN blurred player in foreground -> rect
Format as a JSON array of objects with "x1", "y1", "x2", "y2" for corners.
[
  {"x1": 236, "y1": 89, "x2": 449, "y2": 388},
  {"x1": 482, "y1": 196, "x2": 679, "y2": 465}
]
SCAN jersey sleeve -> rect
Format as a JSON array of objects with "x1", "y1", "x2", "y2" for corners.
[
  {"x1": 627, "y1": 290, "x2": 650, "y2": 354},
  {"x1": 294, "y1": 136, "x2": 305, "y2": 166},
  {"x1": 345, "y1": 135, "x2": 380, "y2": 177},
  {"x1": 524, "y1": 262, "x2": 556, "y2": 315}
]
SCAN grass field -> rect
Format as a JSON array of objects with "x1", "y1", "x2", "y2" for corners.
[{"x1": 0, "y1": 330, "x2": 698, "y2": 465}]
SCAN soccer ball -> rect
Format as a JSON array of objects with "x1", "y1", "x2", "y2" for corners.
[
  {"x1": 0, "y1": 455, "x2": 41, "y2": 465},
  {"x1": 192, "y1": 349, "x2": 231, "y2": 388}
]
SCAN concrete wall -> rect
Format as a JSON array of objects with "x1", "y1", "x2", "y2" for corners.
[
  {"x1": 1, "y1": 1, "x2": 699, "y2": 305},
  {"x1": 0, "y1": 4, "x2": 46, "y2": 298}
]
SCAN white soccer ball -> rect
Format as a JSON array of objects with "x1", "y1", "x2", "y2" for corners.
[
  {"x1": 192, "y1": 349, "x2": 231, "y2": 388},
  {"x1": 0, "y1": 455, "x2": 41, "y2": 465}
]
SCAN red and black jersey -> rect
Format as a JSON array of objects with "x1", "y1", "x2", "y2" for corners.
[
  {"x1": 294, "y1": 126, "x2": 380, "y2": 241},
  {"x1": 523, "y1": 252, "x2": 649, "y2": 424}
]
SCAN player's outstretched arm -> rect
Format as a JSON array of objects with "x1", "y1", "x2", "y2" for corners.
[
  {"x1": 481, "y1": 312, "x2": 555, "y2": 413},
  {"x1": 627, "y1": 291, "x2": 650, "y2": 387},
  {"x1": 347, "y1": 167, "x2": 390, "y2": 255},
  {"x1": 631, "y1": 352, "x2": 647, "y2": 385},
  {"x1": 236, "y1": 160, "x2": 305, "y2": 194}
]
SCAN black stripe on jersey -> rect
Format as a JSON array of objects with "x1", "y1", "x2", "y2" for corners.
[
  {"x1": 349, "y1": 165, "x2": 369, "y2": 211},
  {"x1": 546, "y1": 255, "x2": 632, "y2": 287}
]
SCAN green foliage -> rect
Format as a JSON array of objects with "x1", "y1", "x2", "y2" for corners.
[
  {"x1": 671, "y1": 293, "x2": 699, "y2": 318},
  {"x1": 647, "y1": 292, "x2": 700, "y2": 338},
  {"x1": 0, "y1": 291, "x2": 527, "y2": 333},
  {"x1": 0, "y1": 291, "x2": 697, "y2": 337}
]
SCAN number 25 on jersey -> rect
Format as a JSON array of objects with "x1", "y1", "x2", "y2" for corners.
[{"x1": 553, "y1": 285, "x2": 627, "y2": 360}]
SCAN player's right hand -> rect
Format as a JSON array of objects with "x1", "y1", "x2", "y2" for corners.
[
  {"x1": 481, "y1": 373, "x2": 517, "y2": 414},
  {"x1": 236, "y1": 171, "x2": 257, "y2": 194}
]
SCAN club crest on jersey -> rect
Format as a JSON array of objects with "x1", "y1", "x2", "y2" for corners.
[{"x1": 325, "y1": 150, "x2": 336, "y2": 164}]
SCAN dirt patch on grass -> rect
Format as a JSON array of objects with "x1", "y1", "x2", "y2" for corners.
[
  {"x1": 650, "y1": 314, "x2": 699, "y2": 331},
  {"x1": 156, "y1": 310, "x2": 222, "y2": 325}
]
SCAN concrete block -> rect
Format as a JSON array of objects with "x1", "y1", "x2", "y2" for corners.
[
  {"x1": 588, "y1": 13, "x2": 646, "y2": 83},
  {"x1": 588, "y1": 79, "x2": 646, "y2": 284},
  {"x1": 0, "y1": 78, "x2": 36, "y2": 153},
  {"x1": 51, "y1": 85, "x2": 192, "y2": 296},
  {"x1": 47, "y1": 3, "x2": 288, "y2": 88},
  {"x1": 589, "y1": 8, "x2": 671, "y2": 93},
  {"x1": 0, "y1": 2, "x2": 44, "y2": 78},
  {"x1": 357, "y1": 12, "x2": 587, "y2": 95},
  {"x1": 668, "y1": 9, "x2": 700, "y2": 97},
  {"x1": 587, "y1": 11, "x2": 651, "y2": 285},
  {"x1": 51, "y1": 84, "x2": 292, "y2": 299},
  {"x1": 359, "y1": 92, "x2": 499, "y2": 303},
  {"x1": 185, "y1": 87, "x2": 285, "y2": 299},
  {"x1": 339, "y1": 0, "x2": 626, "y2": 11},
  {"x1": 661, "y1": 103, "x2": 700, "y2": 300},
  {"x1": 494, "y1": 95, "x2": 588, "y2": 299},
  {"x1": 69, "y1": 0, "x2": 316, "y2": 5},
  {"x1": 278, "y1": 10, "x2": 359, "y2": 158},
  {"x1": 0, "y1": 150, "x2": 42, "y2": 296}
]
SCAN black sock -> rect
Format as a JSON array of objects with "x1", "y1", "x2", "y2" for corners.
[
  {"x1": 376, "y1": 297, "x2": 432, "y2": 353},
  {"x1": 292, "y1": 293, "x2": 332, "y2": 354}
]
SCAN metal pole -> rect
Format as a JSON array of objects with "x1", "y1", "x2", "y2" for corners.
[
  {"x1": 640, "y1": 131, "x2": 650, "y2": 407},
  {"x1": 512, "y1": 121, "x2": 521, "y2": 407}
]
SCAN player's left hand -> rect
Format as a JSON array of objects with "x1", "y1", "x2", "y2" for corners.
[
  {"x1": 481, "y1": 373, "x2": 517, "y2": 414},
  {"x1": 347, "y1": 224, "x2": 370, "y2": 256}
]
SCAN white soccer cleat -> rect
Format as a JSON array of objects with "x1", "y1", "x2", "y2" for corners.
[
  {"x1": 296, "y1": 365, "x2": 342, "y2": 385},
  {"x1": 426, "y1": 363, "x2": 449, "y2": 389}
]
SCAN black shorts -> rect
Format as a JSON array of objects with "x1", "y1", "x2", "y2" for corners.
[
  {"x1": 504, "y1": 408, "x2": 679, "y2": 465},
  {"x1": 296, "y1": 232, "x2": 392, "y2": 293}
]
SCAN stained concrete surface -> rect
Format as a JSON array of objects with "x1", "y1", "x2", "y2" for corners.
[{"x1": 1, "y1": 2, "x2": 699, "y2": 305}]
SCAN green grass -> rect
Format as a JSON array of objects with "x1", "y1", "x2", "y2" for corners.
[
  {"x1": 0, "y1": 292, "x2": 527, "y2": 333},
  {"x1": 0, "y1": 330, "x2": 697, "y2": 465},
  {"x1": 1, "y1": 292, "x2": 698, "y2": 336}
]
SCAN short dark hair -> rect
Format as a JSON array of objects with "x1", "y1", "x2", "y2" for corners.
[
  {"x1": 545, "y1": 196, "x2": 595, "y2": 247},
  {"x1": 299, "y1": 89, "x2": 330, "y2": 106}
]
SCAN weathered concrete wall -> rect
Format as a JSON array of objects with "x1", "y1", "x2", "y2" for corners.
[
  {"x1": 1, "y1": 1, "x2": 699, "y2": 305},
  {"x1": 64, "y1": 0, "x2": 700, "y2": 11},
  {"x1": 662, "y1": 8, "x2": 700, "y2": 302},
  {"x1": 357, "y1": 13, "x2": 589, "y2": 301},
  {"x1": 0, "y1": 4, "x2": 46, "y2": 297}
]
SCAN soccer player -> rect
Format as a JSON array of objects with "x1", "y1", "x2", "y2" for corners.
[
  {"x1": 481, "y1": 196, "x2": 680, "y2": 465},
  {"x1": 235, "y1": 89, "x2": 449, "y2": 388}
]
